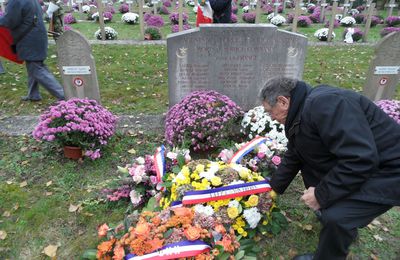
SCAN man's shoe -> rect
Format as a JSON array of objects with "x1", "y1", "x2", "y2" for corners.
[
  {"x1": 292, "y1": 253, "x2": 314, "y2": 260},
  {"x1": 21, "y1": 96, "x2": 42, "y2": 102}
]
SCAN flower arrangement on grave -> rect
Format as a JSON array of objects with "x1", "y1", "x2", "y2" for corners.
[
  {"x1": 286, "y1": 13, "x2": 294, "y2": 24},
  {"x1": 335, "y1": 14, "x2": 343, "y2": 21},
  {"x1": 82, "y1": 4, "x2": 91, "y2": 13},
  {"x1": 342, "y1": 27, "x2": 363, "y2": 42},
  {"x1": 262, "y1": 4, "x2": 273, "y2": 14},
  {"x1": 63, "y1": 13, "x2": 76, "y2": 24},
  {"x1": 171, "y1": 24, "x2": 192, "y2": 33},
  {"x1": 163, "y1": 0, "x2": 172, "y2": 7},
  {"x1": 353, "y1": 13, "x2": 365, "y2": 24},
  {"x1": 232, "y1": 5, "x2": 238, "y2": 14},
  {"x1": 105, "y1": 5, "x2": 116, "y2": 14},
  {"x1": 307, "y1": 4, "x2": 316, "y2": 14},
  {"x1": 92, "y1": 11, "x2": 113, "y2": 23},
  {"x1": 375, "y1": 100, "x2": 400, "y2": 124},
  {"x1": 218, "y1": 137, "x2": 287, "y2": 177},
  {"x1": 369, "y1": 16, "x2": 382, "y2": 27},
  {"x1": 356, "y1": 5, "x2": 365, "y2": 12},
  {"x1": 145, "y1": 15, "x2": 165, "y2": 27},
  {"x1": 144, "y1": 12, "x2": 152, "y2": 22},
  {"x1": 144, "y1": 26, "x2": 162, "y2": 40},
  {"x1": 385, "y1": 16, "x2": 400, "y2": 27},
  {"x1": 324, "y1": 19, "x2": 340, "y2": 28},
  {"x1": 160, "y1": 158, "x2": 287, "y2": 238},
  {"x1": 102, "y1": 147, "x2": 191, "y2": 207},
  {"x1": 309, "y1": 7, "x2": 321, "y2": 23},
  {"x1": 159, "y1": 5, "x2": 170, "y2": 14},
  {"x1": 267, "y1": 12, "x2": 275, "y2": 21},
  {"x1": 32, "y1": 98, "x2": 117, "y2": 160},
  {"x1": 169, "y1": 12, "x2": 189, "y2": 25},
  {"x1": 242, "y1": 12, "x2": 256, "y2": 23},
  {"x1": 121, "y1": 12, "x2": 139, "y2": 24},
  {"x1": 242, "y1": 5, "x2": 250, "y2": 13},
  {"x1": 231, "y1": 13, "x2": 238, "y2": 23},
  {"x1": 314, "y1": 28, "x2": 335, "y2": 41},
  {"x1": 165, "y1": 90, "x2": 244, "y2": 152},
  {"x1": 297, "y1": 16, "x2": 312, "y2": 27},
  {"x1": 380, "y1": 27, "x2": 400, "y2": 37},
  {"x1": 119, "y1": 3, "x2": 129, "y2": 13},
  {"x1": 349, "y1": 9, "x2": 359, "y2": 16},
  {"x1": 95, "y1": 207, "x2": 241, "y2": 260},
  {"x1": 270, "y1": 15, "x2": 286, "y2": 26},
  {"x1": 340, "y1": 16, "x2": 356, "y2": 27},
  {"x1": 64, "y1": 25, "x2": 72, "y2": 31},
  {"x1": 95, "y1": 26, "x2": 118, "y2": 40},
  {"x1": 240, "y1": 106, "x2": 287, "y2": 144}
]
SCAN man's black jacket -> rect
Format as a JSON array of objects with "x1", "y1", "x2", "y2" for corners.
[
  {"x1": 270, "y1": 82, "x2": 400, "y2": 209},
  {"x1": 209, "y1": 0, "x2": 232, "y2": 23}
]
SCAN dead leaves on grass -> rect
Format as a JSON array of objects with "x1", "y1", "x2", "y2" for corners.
[
  {"x1": 42, "y1": 244, "x2": 58, "y2": 258},
  {"x1": 0, "y1": 230, "x2": 7, "y2": 240}
]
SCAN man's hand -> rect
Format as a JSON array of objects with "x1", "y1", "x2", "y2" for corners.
[{"x1": 301, "y1": 187, "x2": 320, "y2": 211}]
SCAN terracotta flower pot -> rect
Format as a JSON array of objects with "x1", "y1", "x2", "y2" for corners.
[{"x1": 63, "y1": 146, "x2": 83, "y2": 160}]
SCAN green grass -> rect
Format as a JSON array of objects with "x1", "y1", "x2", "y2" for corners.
[{"x1": 1, "y1": 135, "x2": 399, "y2": 259}]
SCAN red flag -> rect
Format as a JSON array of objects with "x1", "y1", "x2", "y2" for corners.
[
  {"x1": 196, "y1": 2, "x2": 213, "y2": 27},
  {"x1": 0, "y1": 27, "x2": 23, "y2": 64}
]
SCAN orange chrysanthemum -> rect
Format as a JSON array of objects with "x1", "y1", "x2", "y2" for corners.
[
  {"x1": 112, "y1": 244, "x2": 125, "y2": 260},
  {"x1": 98, "y1": 223, "x2": 110, "y2": 238},
  {"x1": 184, "y1": 226, "x2": 202, "y2": 241},
  {"x1": 134, "y1": 222, "x2": 151, "y2": 236}
]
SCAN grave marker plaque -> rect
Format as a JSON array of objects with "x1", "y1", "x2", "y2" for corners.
[
  {"x1": 56, "y1": 30, "x2": 101, "y2": 102},
  {"x1": 167, "y1": 24, "x2": 308, "y2": 110}
]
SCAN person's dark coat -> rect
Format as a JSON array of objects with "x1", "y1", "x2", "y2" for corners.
[
  {"x1": 0, "y1": 0, "x2": 48, "y2": 61},
  {"x1": 209, "y1": 0, "x2": 232, "y2": 23},
  {"x1": 271, "y1": 82, "x2": 400, "y2": 209}
]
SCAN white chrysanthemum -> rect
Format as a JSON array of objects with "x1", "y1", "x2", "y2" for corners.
[
  {"x1": 270, "y1": 14, "x2": 286, "y2": 26},
  {"x1": 349, "y1": 9, "x2": 359, "y2": 15},
  {"x1": 307, "y1": 3, "x2": 315, "y2": 7},
  {"x1": 82, "y1": 5, "x2": 90, "y2": 13},
  {"x1": 340, "y1": 16, "x2": 356, "y2": 26},
  {"x1": 199, "y1": 162, "x2": 219, "y2": 180},
  {"x1": 228, "y1": 200, "x2": 240, "y2": 208},
  {"x1": 94, "y1": 27, "x2": 118, "y2": 40},
  {"x1": 267, "y1": 13, "x2": 275, "y2": 21},
  {"x1": 203, "y1": 205, "x2": 214, "y2": 216},
  {"x1": 243, "y1": 207, "x2": 262, "y2": 228},
  {"x1": 194, "y1": 205, "x2": 214, "y2": 216},
  {"x1": 314, "y1": 28, "x2": 335, "y2": 41},
  {"x1": 136, "y1": 156, "x2": 145, "y2": 164},
  {"x1": 193, "y1": 5, "x2": 198, "y2": 13},
  {"x1": 335, "y1": 14, "x2": 343, "y2": 20},
  {"x1": 121, "y1": 12, "x2": 139, "y2": 24},
  {"x1": 243, "y1": 6, "x2": 250, "y2": 13}
]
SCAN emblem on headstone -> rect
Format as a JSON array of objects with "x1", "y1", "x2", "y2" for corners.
[
  {"x1": 287, "y1": 47, "x2": 298, "y2": 57},
  {"x1": 176, "y1": 47, "x2": 188, "y2": 59}
]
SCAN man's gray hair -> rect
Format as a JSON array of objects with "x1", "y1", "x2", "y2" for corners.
[{"x1": 259, "y1": 77, "x2": 298, "y2": 106}]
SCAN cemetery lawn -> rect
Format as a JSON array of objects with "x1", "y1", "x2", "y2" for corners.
[
  {"x1": 1, "y1": 44, "x2": 399, "y2": 116},
  {"x1": 0, "y1": 134, "x2": 399, "y2": 259}
]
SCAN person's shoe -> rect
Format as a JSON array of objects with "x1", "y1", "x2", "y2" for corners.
[
  {"x1": 21, "y1": 96, "x2": 42, "y2": 102},
  {"x1": 292, "y1": 253, "x2": 314, "y2": 260}
]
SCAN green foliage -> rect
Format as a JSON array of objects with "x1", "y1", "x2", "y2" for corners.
[{"x1": 144, "y1": 27, "x2": 162, "y2": 40}]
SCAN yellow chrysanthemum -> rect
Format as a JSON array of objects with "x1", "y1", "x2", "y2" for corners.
[
  {"x1": 270, "y1": 190, "x2": 277, "y2": 200},
  {"x1": 262, "y1": 220, "x2": 268, "y2": 225},
  {"x1": 211, "y1": 176, "x2": 222, "y2": 186},
  {"x1": 227, "y1": 207, "x2": 239, "y2": 219},
  {"x1": 242, "y1": 231, "x2": 248, "y2": 237},
  {"x1": 247, "y1": 195, "x2": 259, "y2": 207},
  {"x1": 239, "y1": 169, "x2": 250, "y2": 180},
  {"x1": 237, "y1": 227, "x2": 244, "y2": 234},
  {"x1": 195, "y1": 164, "x2": 204, "y2": 173}
]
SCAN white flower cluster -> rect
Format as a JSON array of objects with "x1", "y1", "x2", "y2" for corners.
[
  {"x1": 243, "y1": 6, "x2": 250, "y2": 13},
  {"x1": 314, "y1": 28, "x2": 335, "y2": 41},
  {"x1": 241, "y1": 106, "x2": 287, "y2": 144},
  {"x1": 92, "y1": 12, "x2": 110, "y2": 21},
  {"x1": 82, "y1": 5, "x2": 90, "y2": 13},
  {"x1": 267, "y1": 13, "x2": 275, "y2": 21},
  {"x1": 121, "y1": 12, "x2": 139, "y2": 24},
  {"x1": 340, "y1": 16, "x2": 356, "y2": 26},
  {"x1": 243, "y1": 207, "x2": 261, "y2": 228},
  {"x1": 349, "y1": 9, "x2": 359, "y2": 15},
  {"x1": 193, "y1": 5, "x2": 198, "y2": 13},
  {"x1": 194, "y1": 204, "x2": 214, "y2": 216},
  {"x1": 270, "y1": 15, "x2": 286, "y2": 26},
  {"x1": 335, "y1": 14, "x2": 343, "y2": 21},
  {"x1": 185, "y1": 0, "x2": 195, "y2": 6},
  {"x1": 94, "y1": 27, "x2": 118, "y2": 40}
]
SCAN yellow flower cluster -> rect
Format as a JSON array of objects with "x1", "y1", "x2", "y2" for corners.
[
  {"x1": 232, "y1": 217, "x2": 247, "y2": 237},
  {"x1": 208, "y1": 199, "x2": 230, "y2": 211}
]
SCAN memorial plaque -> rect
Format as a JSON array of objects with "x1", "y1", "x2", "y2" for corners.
[
  {"x1": 363, "y1": 32, "x2": 400, "y2": 101},
  {"x1": 56, "y1": 30, "x2": 101, "y2": 102},
  {"x1": 167, "y1": 24, "x2": 308, "y2": 110}
]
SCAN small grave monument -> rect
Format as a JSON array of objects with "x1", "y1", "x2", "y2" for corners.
[
  {"x1": 363, "y1": 32, "x2": 400, "y2": 101},
  {"x1": 56, "y1": 30, "x2": 101, "y2": 102},
  {"x1": 167, "y1": 24, "x2": 308, "y2": 110}
]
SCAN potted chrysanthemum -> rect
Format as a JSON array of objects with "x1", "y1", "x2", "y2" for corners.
[{"x1": 33, "y1": 98, "x2": 117, "y2": 160}]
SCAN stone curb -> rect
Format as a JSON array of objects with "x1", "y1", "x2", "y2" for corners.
[{"x1": 0, "y1": 114, "x2": 165, "y2": 136}]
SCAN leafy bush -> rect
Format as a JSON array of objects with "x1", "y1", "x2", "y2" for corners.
[{"x1": 144, "y1": 26, "x2": 162, "y2": 40}]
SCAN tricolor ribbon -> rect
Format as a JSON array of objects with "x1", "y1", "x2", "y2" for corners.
[
  {"x1": 228, "y1": 136, "x2": 269, "y2": 164},
  {"x1": 125, "y1": 240, "x2": 211, "y2": 260},
  {"x1": 170, "y1": 201, "x2": 183, "y2": 208},
  {"x1": 181, "y1": 180, "x2": 271, "y2": 205},
  {"x1": 154, "y1": 145, "x2": 166, "y2": 183}
]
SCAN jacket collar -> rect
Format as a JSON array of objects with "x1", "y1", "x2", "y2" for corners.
[{"x1": 284, "y1": 81, "x2": 312, "y2": 139}]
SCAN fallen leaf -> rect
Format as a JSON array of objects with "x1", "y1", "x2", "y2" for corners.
[
  {"x1": 367, "y1": 224, "x2": 375, "y2": 230},
  {"x1": 13, "y1": 203, "x2": 19, "y2": 211},
  {"x1": 45, "y1": 192, "x2": 53, "y2": 196},
  {"x1": 370, "y1": 253, "x2": 379, "y2": 260},
  {"x1": 19, "y1": 181, "x2": 28, "y2": 188},
  {"x1": 20, "y1": 147, "x2": 28, "y2": 152},
  {"x1": 6, "y1": 181, "x2": 13, "y2": 185},
  {"x1": 21, "y1": 160, "x2": 29, "y2": 166},
  {"x1": 42, "y1": 244, "x2": 58, "y2": 258},
  {"x1": 69, "y1": 204, "x2": 79, "y2": 213},
  {"x1": 82, "y1": 212, "x2": 94, "y2": 217},
  {"x1": 371, "y1": 220, "x2": 381, "y2": 226},
  {"x1": 46, "y1": 181, "x2": 52, "y2": 187},
  {"x1": 127, "y1": 149, "x2": 136, "y2": 154},
  {"x1": 2, "y1": 211, "x2": 11, "y2": 217},
  {"x1": 0, "y1": 230, "x2": 7, "y2": 240},
  {"x1": 288, "y1": 248, "x2": 298, "y2": 258},
  {"x1": 382, "y1": 226, "x2": 389, "y2": 232},
  {"x1": 373, "y1": 234, "x2": 383, "y2": 242},
  {"x1": 303, "y1": 224, "x2": 313, "y2": 231}
]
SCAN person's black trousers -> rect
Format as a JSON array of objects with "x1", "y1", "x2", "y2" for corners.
[{"x1": 314, "y1": 199, "x2": 392, "y2": 260}]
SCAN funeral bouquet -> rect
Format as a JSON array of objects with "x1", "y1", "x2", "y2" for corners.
[
  {"x1": 270, "y1": 15, "x2": 286, "y2": 26},
  {"x1": 314, "y1": 28, "x2": 336, "y2": 41},
  {"x1": 160, "y1": 159, "x2": 287, "y2": 238},
  {"x1": 340, "y1": 16, "x2": 356, "y2": 27},
  {"x1": 95, "y1": 207, "x2": 241, "y2": 259},
  {"x1": 121, "y1": 12, "x2": 139, "y2": 24},
  {"x1": 95, "y1": 26, "x2": 118, "y2": 40},
  {"x1": 240, "y1": 106, "x2": 287, "y2": 146},
  {"x1": 32, "y1": 98, "x2": 116, "y2": 160},
  {"x1": 103, "y1": 146, "x2": 191, "y2": 208}
]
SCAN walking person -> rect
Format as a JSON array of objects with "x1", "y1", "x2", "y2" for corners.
[
  {"x1": 260, "y1": 77, "x2": 400, "y2": 260},
  {"x1": 0, "y1": 0, "x2": 64, "y2": 101}
]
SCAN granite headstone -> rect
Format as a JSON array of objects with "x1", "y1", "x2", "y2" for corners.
[
  {"x1": 363, "y1": 32, "x2": 400, "y2": 101},
  {"x1": 167, "y1": 24, "x2": 308, "y2": 110},
  {"x1": 56, "y1": 30, "x2": 101, "y2": 102}
]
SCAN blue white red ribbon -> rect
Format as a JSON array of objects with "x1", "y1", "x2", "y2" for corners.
[
  {"x1": 181, "y1": 180, "x2": 271, "y2": 205},
  {"x1": 125, "y1": 240, "x2": 211, "y2": 260},
  {"x1": 170, "y1": 201, "x2": 183, "y2": 208},
  {"x1": 228, "y1": 136, "x2": 269, "y2": 164},
  {"x1": 154, "y1": 145, "x2": 166, "y2": 183}
]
